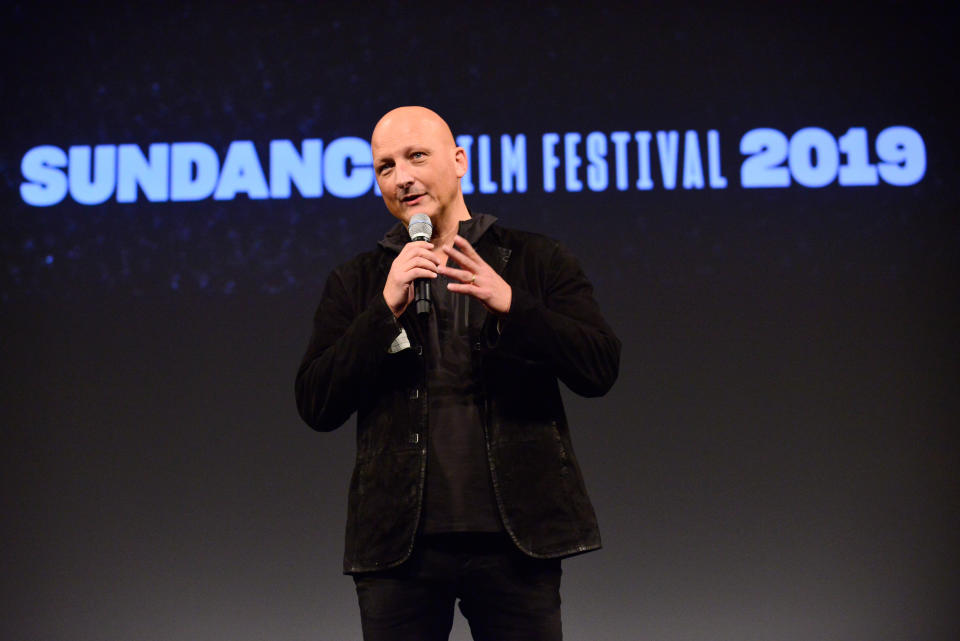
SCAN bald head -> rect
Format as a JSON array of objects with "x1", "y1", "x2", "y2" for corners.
[
  {"x1": 371, "y1": 106, "x2": 469, "y2": 226},
  {"x1": 371, "y1": 106, "x2": 457, "y2": 151}
]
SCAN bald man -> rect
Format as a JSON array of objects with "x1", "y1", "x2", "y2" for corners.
[{"x1": 296, "y1": 107, "x2": 620, "y2": 640}]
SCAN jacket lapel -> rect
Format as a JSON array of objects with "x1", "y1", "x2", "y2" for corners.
[{"x1": 471, "y1": 236, "x2": 512, "y2": 331}]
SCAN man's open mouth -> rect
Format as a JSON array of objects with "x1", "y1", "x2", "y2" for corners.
[{"x1": 402, "y1": 193, "x2": 424, "y2": 203}]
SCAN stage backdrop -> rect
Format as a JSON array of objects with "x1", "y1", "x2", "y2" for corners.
[{"x1": 2, "y1": 4, "x2": 957, "y2": 640}]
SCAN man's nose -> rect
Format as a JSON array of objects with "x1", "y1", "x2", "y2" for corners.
[{"x1": 393, "y1": 163, "x2": 414, "y2": 188}]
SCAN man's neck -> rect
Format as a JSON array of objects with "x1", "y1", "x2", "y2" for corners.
[{"x1": 430, "y1": 202, "x2": 471, "y2": 248}]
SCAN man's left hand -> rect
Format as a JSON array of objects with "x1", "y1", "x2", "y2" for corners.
[{"x1": 439, "y1": 235, "x2": 512, "y2": 315}]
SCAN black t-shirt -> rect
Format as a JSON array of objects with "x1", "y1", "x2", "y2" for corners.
[{"x1": 420, "y1": 215, "x2": 502, "y2": 534}]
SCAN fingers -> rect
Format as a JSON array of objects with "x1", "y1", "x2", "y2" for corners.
[
  {"x1": 442, "y1": 235, "x2": 484, "y2": 270},
  {"x1": 437, "y1": 264, "x2": 474, "y2": 284},
  {"x1": 394, "y1": 243, "x2": 440, "y2": 284},
  {"x1": 446, "y1": 277, "x2": 511, "y2": 315},
  {"x1": 436, "y1": 236, "x2": 511, "y2": 314},
  {"x1": 401, "y1": 242, "x2": 440, "y2": 266},
  {"x1": 407, "y1": 257, "x2": 441, "y2": 276},
  {"x1": 406, "y1": 267, "x2": 440, "y2": 281},
  {"x1": 438, "y1": 235, "x2": 485, "y2": 286},
  {"x1": 451, "y1": 234, "x2": 480, "y2": 259},
  {"x1": 446, "y1": 281, "x2": 481, "y2": 295},
  {"x1": 384, "y1": 242, "x2": 439, "y2": 317}
]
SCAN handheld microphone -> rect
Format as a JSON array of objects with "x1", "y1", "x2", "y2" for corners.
[{"x1": 408, "y1": 213, "x2": 433, "y2": 315}]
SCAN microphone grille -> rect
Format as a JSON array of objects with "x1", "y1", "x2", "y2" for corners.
[{"x1": 408, "y1": 213, "x2": 432, "y2": 241}]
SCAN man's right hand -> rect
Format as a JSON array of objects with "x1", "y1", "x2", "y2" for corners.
[{"x1": 383, "y1": 241, "x2": 440, "y2": 317}]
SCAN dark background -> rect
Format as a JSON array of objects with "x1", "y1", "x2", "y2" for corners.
[{"x1": 2, "y1": 3, "x2": 957, "y2": 639}]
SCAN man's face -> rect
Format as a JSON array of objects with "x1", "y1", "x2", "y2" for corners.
[{"x1": 371, "y1": 109, "x2": 467, "y2": 225}]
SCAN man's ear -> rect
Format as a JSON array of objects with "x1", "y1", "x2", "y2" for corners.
[{"x1": 453, "y1": 146, "x2": 468, "y2": 179}]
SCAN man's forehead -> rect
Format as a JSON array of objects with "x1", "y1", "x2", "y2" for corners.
[{"x1": 372, "y1": 123, "x2": 438, "y2": 150}]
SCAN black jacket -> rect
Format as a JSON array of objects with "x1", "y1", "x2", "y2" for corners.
[{"x1": 295, "y1": 217, "x2": 620, "y2": 574}]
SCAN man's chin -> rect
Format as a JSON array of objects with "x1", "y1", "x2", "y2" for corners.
[
  {"x1": 384, "y1": 200, "x2": 441, "y2": 225},
  {"x1": 403, "y1": 205, "x2": 436, "y2": 221}
]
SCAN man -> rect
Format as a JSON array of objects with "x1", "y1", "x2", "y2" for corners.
[{"x1": 295, "y1": 106, "x2": 620, "y2": 640}]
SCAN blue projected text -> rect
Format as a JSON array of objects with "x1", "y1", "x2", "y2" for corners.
[{"x1": 19, "y1": 126, "x2": 926, "y2": 206}]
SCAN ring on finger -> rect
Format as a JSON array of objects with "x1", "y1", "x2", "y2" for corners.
[{"x1": 469, "y1": 273, "x2": 477, "y2": 285}]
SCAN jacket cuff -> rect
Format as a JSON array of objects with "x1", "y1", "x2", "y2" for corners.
[{"x1": 370, "y1": 291, "x2": 404, "y2": 348}]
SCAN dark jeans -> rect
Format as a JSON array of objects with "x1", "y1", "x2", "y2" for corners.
[{"x1": 353, "y1": 533, "x2": 563, "y2": 641}]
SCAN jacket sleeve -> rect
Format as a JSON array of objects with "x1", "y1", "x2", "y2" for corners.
[
  {"x1": 295, "y1": 266, "x2": 402, "y2": 431},
  {"x1": 492, "y1": 240, "x2": 621, "y2": 398}
]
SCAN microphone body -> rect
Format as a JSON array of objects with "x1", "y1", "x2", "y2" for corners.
[{"x1": 408, "y1": 213, "x2": 433, "y2": 315}]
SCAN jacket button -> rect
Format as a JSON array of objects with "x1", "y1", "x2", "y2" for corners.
[
  {"x1": 409, "y1": 433, "x2": 420, "y2": 444},
  {"x1": 473, "y1": 341, "x2": 481, "y2": 351}
]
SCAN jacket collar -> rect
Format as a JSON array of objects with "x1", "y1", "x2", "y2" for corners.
[{"x1": 377, "y1": 211, "x2": 499, "y2": 254}]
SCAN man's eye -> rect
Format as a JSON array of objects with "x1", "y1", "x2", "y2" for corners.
[{"x1": 412, "y1": 152, "x2": 425, "y2": 160}]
